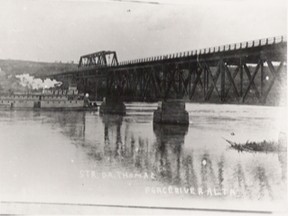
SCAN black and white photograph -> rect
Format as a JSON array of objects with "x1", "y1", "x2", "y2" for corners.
[{"x1": 0, "y1": 0, "x2": 287, "y2": 215}]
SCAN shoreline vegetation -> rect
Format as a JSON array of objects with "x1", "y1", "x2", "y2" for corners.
[{"x1": 224, "y1": 137, "x2": 287, "y2": 153}]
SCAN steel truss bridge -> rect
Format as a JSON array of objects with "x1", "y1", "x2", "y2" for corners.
[{"x1": 42, "y1": 36, "x2": 287, "y2": 105}]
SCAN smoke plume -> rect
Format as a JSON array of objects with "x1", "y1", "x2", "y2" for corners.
[{"x1": 16, "y1": 74, "x2": 62, "y2": 90}]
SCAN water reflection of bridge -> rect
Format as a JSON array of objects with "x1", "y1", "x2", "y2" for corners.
[{"x1": 43, "y1": 111, "x2": 287, "y2": 200}]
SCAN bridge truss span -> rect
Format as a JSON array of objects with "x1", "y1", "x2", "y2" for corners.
[{"x1": 44, "y1": 35, "x2": 287, "y2": 105}]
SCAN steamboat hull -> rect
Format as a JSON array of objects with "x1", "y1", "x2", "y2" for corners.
[{"x1": 0, "y1": 95, "x2": 98, "y2": 111}]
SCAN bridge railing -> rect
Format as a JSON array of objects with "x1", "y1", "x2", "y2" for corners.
[{"x1": 117, "y1": 35, "x2": 286, "y2": 67}]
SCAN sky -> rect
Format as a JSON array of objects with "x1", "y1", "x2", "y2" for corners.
[{"x1": 0, "y1": 0, "x2": 286, "y2": 63}]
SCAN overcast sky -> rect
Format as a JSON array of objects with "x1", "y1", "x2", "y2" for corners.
[{"x1": 0, "y1": 0, "x2": 286, "y2": 63}]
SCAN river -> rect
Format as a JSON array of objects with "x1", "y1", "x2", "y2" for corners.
[{"x1": 0, "y1": 103, "x2": 286, "y2": 213}]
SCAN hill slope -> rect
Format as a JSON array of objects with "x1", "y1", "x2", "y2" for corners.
[{"x1": 0, "y1": 59, "x2": 77, "y2": 76}]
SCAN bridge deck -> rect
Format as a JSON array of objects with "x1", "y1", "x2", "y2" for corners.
[
  {"x1": 40, "y1": 35, "x2": 286, "y2": 79},
  {"x1": 37, "y1": 36, "x2": 287, "y2": 105}
]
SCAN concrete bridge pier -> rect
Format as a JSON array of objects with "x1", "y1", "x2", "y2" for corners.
[
  {"x1": 99, "y1": 97, "x2": 126, "y2": 115},
  {"x1": 153, "y1": 100, "x2": 189, "y2": 125}
]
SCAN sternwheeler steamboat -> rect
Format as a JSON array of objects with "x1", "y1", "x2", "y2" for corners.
[{"x1": 0, "y1": 86, "x2": 98, "y2": 111}]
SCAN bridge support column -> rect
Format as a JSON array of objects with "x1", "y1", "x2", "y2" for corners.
[
  {"x1": 99, "y1": 98, "x2": 126, "y2": 115},
  {"x1": 153, "y1": 100, "x2": 189, "y2": 125}
]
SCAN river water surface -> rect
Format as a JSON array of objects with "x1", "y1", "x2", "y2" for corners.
[{"x1": 0, "y1": 103, "x2": 287, "y2": 213}]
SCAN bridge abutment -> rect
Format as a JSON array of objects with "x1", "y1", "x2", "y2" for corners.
[
  {"x1": 99, "y1": 98, "x2": 126, "y2": 115},
  {"x1": 153, "y1": 100, "x2": 189, "y2": 125}
]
